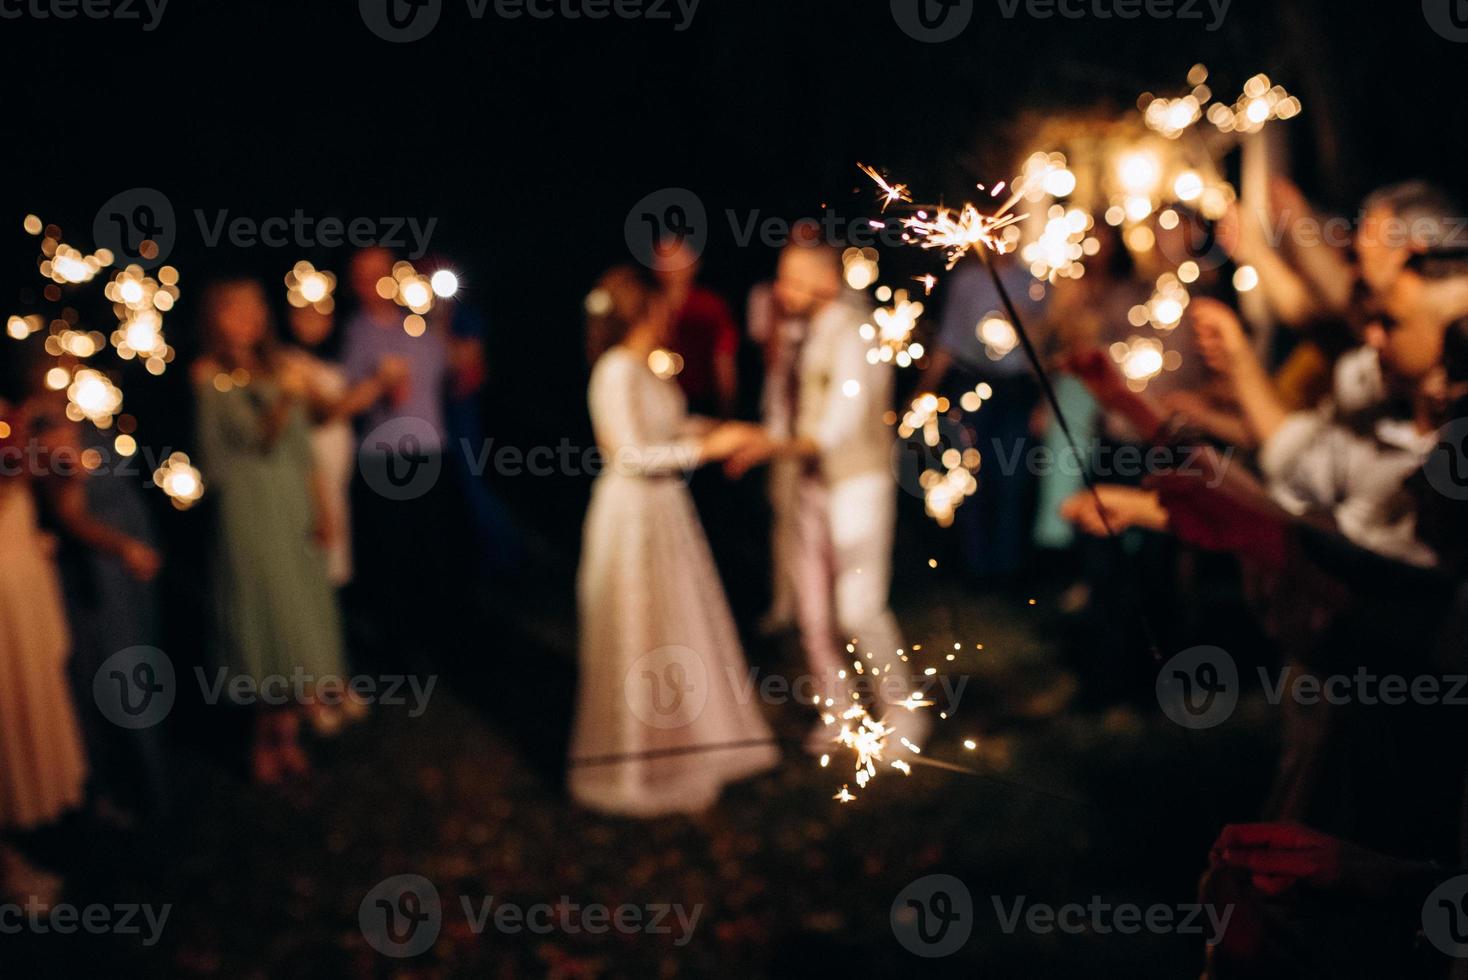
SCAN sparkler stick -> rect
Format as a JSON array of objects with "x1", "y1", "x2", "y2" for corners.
[
  {"x1": 977, "y1": 247, "x2": 1162, "y2": 661},
  {"x1": 858, "y1": 163, "x2": 1161, "y2": 658},
  {"x1": 976, "y1": 248, "x2": 1116, "y2": 542}
]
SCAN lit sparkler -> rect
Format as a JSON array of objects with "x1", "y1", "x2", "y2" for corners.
[
  {"x1": 153, "y1": 452, "x2": 205, "y2": 510},
  {"x1": 285, "y1": 260, "x2": 336, "y2": 314},
  {"x1": 1020, "y1": 205, "x2": 1093, "y2": 281},
  {"x1": 66, "y1": 368, "x2": 123, "y2": 426},
  {"x1": 857, "y1": 162, "x2": 911, "y2": 212},
  {"x1": 1208, "y1": 73, "x2": 1301, "y2": 135},
  {"x1": 841, "y1": 247, "x2": 880, "y2": 290},
  {"x1": 860, "y1": 289, "x2": 925, "y2": 367},
  {"x1": 898, "y1": 391, "x2": 983, "y2": 527},
  {"x1": 17, "y1": 215, "x2": 198, "y2": 505}
]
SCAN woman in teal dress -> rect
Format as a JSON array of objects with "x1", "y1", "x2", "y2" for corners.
[{"x1": 194, "y1": 279, "x2": 347, "y2": 784}]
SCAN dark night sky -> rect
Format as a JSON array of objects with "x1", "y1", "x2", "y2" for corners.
[{"x1": 2, "y1": 0, "x2": 1463, "y2": 532}]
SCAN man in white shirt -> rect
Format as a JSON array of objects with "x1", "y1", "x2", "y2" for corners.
[
  {"x1": 727, "y1": 244, "x2": 928, "y2": 753},
  {"x1": 1193, "y1": 252, "x2": 1468, "y2": 568}
]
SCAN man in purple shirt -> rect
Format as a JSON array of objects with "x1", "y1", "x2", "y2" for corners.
[
  {"x1": 343, "y1": 247, "x2": 449, "y2": 451},
  {"x1": 343, "y1": 247, "x2": 465, "y2": 668}
]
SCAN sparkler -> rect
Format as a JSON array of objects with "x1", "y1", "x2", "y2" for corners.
[
  {"x1": 841, "y1": 247, "x2": 880, "y2": 290},
  {"x1": 14, "y1": 214, "x2": 199, "y2": 505},
  {"x1": 1020, "y1": 205, "x2": 1093, "y2": 282},
  {"x1": 377, "y1": 260, "x2": 458, "y2": 334},
  {"x1": 285, "y1": 260, "x2": 336, "y2": 313},
  {"x1": 106, "y1": 265, "x2": 179, "y2": 375},
  {"x1": 857, "y1": 162, "x2": 910, "y2": 212},
  {"x1": 65, "y1": 368, "x2": 123, "y2": 426},
  {"x1": 896, "y1": 390, "x2": 983, "y2": 524},
  {"x1": 153, "y1": 452, "x2": 205, "y2": 510},
  {"x1": 1208, "y1": 73, "x2": 1300, "y2": 135},
  {"x1": 818, "y1": 696, "x2": 935, "y2": 802},
  {"x1": 857, "y1": 164, "x2": 1147, "y2": 559},
  {"x1": 859, "y1": 289, "x2": 925, "y2": 367}
]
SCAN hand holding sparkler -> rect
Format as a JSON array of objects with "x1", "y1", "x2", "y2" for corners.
[
  {"x1": 1190, "y1": 296, "x2": 1252, "y2": 378},
  {"x1": 1060, "y1": 348, "x2": 1167, "y2": 442},
  {"x1": 1143, "y1": 446, "x2": 1288, "y2": 567},
  {"x1": 1060, "y1": 484, "x2": 1169, "y2": 538}
]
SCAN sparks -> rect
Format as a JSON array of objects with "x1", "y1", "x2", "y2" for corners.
[{"x1": 857, "y1": 162, "x2": 911, "y2": 212}]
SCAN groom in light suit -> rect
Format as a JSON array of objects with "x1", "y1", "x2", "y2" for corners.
[{"x1": 727, "y1": 243, "x2": 929, "y2": 753}]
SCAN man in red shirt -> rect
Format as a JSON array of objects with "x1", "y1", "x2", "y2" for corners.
[{"x1": 655, "y1": 240, "x2": 739, "y2": 417}]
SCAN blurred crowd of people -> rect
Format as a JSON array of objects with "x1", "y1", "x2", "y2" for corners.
[
  {"x1": 0, "y1": 246, "x2": 510, "y2": 905},
  {"x1": 1046, "y1": 179, "x2": 1468, "y2": 976},
  {"x1": 2, "y1": 167, "x2": 1466, "y2": 976}
]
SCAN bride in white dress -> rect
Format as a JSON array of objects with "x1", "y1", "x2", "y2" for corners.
[{"x1": 569, "y1": 266, "x2": 779, "y2": 817}]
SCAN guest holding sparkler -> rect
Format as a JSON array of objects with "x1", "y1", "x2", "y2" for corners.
[
  {"x1": 421, "y1": 256, "x2": 524, "y2": 577},
  {"x1": 282, "y1": 293, "x2": 408, "y2": 735},
  {"x1": 0, "y1": 391, "x2": 87, "y2": 904},
  {"x1": 284, "y1": 287, "x2": 409, "y2": 589},
  {"x1": 23, "y1": 360, "x2": 171, "y2": 821},
  {"x1": 193, "y1": 279, "x2": 347, "y2": 784},
  {"x1": 569, "y1": 265, "x2": 776, "y2": 817},
  {"x1": 341, "y1": 247, "x2": 468, "y2": 670}
]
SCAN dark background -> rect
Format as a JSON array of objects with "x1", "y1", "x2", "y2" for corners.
[
  {"x1": 2, "y1": 0, "x2": 1461, "y2": 550},
  {"x1": 2, "y1": 3, "x2": 1460, "y2": 975}
]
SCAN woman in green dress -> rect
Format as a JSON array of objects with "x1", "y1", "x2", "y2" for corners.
[{"x1": 194, "y1": 279, "x2": 348, "y2": 785}]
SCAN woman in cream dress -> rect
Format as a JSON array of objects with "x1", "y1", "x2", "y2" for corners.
[
  {"x1": 0, "y1": 397, "x2": 87, "y2": 902},
  {"x1": 568, "y1": 266, "x2": 778, "y2": 817}
]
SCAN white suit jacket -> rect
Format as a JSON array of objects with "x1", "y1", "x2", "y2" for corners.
[{"x1": 793, "y1": 297, "x2": 893, "y2": 486}]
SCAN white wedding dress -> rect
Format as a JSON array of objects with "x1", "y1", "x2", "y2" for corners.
[{"x1": 569, "y1": 347, "x2": 779, "y2": 817}]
